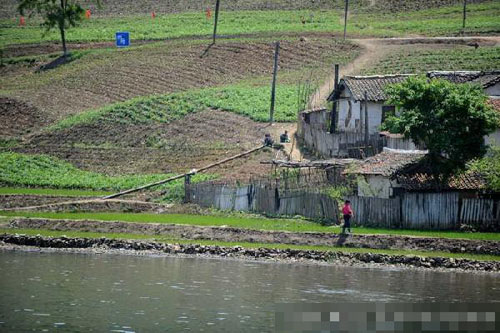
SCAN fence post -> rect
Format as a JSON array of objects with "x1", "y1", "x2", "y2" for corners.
[{"x1": 184, "y1": 174, "x2": 191, "y2": 203}]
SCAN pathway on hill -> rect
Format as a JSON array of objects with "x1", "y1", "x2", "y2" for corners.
[{"x1": 286, "y1": 35, "x2": 500, "y2": 161}]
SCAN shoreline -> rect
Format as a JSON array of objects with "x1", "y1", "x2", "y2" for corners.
[{"x1": 1, "y1": 234, "x2": 499, "y2": 273}]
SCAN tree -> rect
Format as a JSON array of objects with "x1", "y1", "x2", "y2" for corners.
[
  {"x1": 382, "y1": 76, "x2": 499, "y2": 172},
  {"x1": 18, "y1": 0, "x2": 100, "y2": 57},
  {"x1": 468, "y1": 146, "x2": 500, "y2": 191}
]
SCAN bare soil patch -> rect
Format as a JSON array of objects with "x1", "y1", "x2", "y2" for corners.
[
  {"x1": 0, "y1": 97, "x2": 51, "y2": 139},
  {"x1": 0, "y1": 196, "x2": 170, "y2": 212},
  {"x1": 2, "y1": 39, "x2": 357, "y2": 122},
  {"x1": 17, "y1": 110, "x2": 278, "y2": 177}
]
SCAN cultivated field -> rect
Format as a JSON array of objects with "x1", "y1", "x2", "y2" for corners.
[{"x1": 363, "y1": 45, "x2": 500, "y2": 75}]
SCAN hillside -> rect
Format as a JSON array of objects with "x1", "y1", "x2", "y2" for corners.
[{"x1": 0, "y1": 0, "x2": 499, "y2": 192}]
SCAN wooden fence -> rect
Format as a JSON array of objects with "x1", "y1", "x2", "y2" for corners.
[{"x1": 190, "y1": 182, "x2": 500, "y2": 231}]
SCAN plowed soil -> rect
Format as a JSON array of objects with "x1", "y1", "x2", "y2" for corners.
[
  {"x1": 0, "y1": 97, "x2": 51, "y2": 139},
  {"x1": 2, "y1": 39, "x2": 356, "y2": 121},
  {"x1": 15, "y1": 110, "x2": 283, "y2": 177}
]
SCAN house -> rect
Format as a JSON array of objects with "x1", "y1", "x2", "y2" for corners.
[
  {"x1": 326, "y1": 74, "x2": 412, "y2": 135},
  {"x1": 427, "y1": 70, "x2": 500, "y2": 98},
  {"x1": 348, "y1": 149, "x2": 486, "y2": 199}
]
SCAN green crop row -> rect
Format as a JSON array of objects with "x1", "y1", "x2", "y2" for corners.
[
  {"x1": 0, "y1": 152, "x2": 215, "y2": 195},
  {"x1": 2, "y1": 2, "x2": 499, "y2": 46},
  {"x1": 50, "y1": 84, "x2": 301, "y2": 131},
  {"x1": 364, "y1": 46, "x2": 500, "y2": 75}
]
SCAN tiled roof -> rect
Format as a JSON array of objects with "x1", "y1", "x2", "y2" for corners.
[
  {"x1": 427, "y1": 71, "x2": 500, "y2": 89},
  {"x1": 347, "y1": 151, "x2": 425, "y2": 176},
  {"x1": 349, "y1": 151, "x2": 486, "y2": 190},
  {"x1": 488, "y1": 98, "x2": 500, "y2": 114},
  {"x1": 394, "y1": 172, "x2": 486, "y2": 191},
  {"x1": 340, "y1": 75, "x2": 412, "y2": 101}
]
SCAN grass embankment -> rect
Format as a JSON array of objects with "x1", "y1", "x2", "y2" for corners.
[
  {"x1": 0, "y1": 187, "x2": 112, "y2": 197},
  {"x1": 0, "y1": 152, "x2": 214, "y2": 195},
  {"x1": 364, "y1": 46, "x2": 500, "y2": 75},
  {"x1": 1, "y1": 211, "x2": 499, "y2": 241},
  {"x1": 1, "y1": 227, "x2": 498, "y2": 261},
  {"x1": 2, "y1": 2, "x2": 499, "y2": 46}
]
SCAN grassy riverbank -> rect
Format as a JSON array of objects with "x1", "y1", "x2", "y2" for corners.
[
  {"x1": 1, "y1": 211, "x2": 499, "y2": 241},
  {"x1": 1, "y1": 227, "x2": 499, "y2": 261}
]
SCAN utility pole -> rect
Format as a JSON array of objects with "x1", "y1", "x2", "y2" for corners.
[
  {"x1": 213, "y1": 0, "x2": 221, "y2": 44},
  {"x1": 462, "y1": 0, "x2": 467, "y2": 29},
  {"x1": 329, "y1": 64, "x2": 339, "y2": 133},
  {"x1": 343, "y1": 0, "x2": 349, "y2": 41},
  {"x1": 270, "y1": 41, "x2": 280, "y2": 123}
]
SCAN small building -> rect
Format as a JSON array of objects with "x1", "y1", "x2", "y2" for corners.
[
  {"x1": 326, "y1": 74, "x2": 412, "y2": 134},
  {"x1": 348, "y1": 149, "x2": 486, "y2": 199},
  {"x1": 427, "y1": 70, "x2": 500, "y2": 98}
]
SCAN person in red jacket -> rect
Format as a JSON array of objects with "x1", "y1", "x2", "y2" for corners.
[{"x1": 342, "y1": 200, "x2": 354, "y2": 234}]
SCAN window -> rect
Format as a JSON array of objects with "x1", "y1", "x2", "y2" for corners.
[{"x1": 382, "y1": 105, "x2": 396, "y2": 123}]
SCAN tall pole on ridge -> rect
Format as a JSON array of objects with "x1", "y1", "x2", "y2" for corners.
[
  {"x1": 213, "y1": 0, "x2": 221, "y2": 44},
  {"x1": 270, "y1": 41, "x2": 280, "y2": 123},
  {"x1": 462, "y1": 0, "x2": 467, "y2": 29},
  {"x1": 343, "y1": 0, "x2": 349, "y2": 41}
]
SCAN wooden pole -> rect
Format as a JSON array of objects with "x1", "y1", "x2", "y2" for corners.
[
  {"x1": 462, "y1": 0, "x2": 467, "y2": 29},
  {"x1": 343, "y1": 0, "x2": 349, "y2": 41},
  {"x1": 213, "y1": 0, "x2": 221, "y2": 44},
  {"x1": 364, "y1": 91, "x2": 369, "y2": 145},
  {"x1": 270, "y1": 41, "x2": 280, "y2": 123},
  {"x1": 184, "y1": 174, "x2": 191, "y2": 203},
  {"x1": 329, "y1": 64, "x2": 339, "y2": 133},
  {"x1": 102, "y1": 145, "x2": 265, "y2": 199}
]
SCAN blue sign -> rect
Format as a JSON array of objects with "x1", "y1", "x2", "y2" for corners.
[{"x1": 115, "y1": 32, "x2": 130, "y2": 48}]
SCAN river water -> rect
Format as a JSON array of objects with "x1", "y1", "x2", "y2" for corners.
[{"x1": 0, "y1": 250, "x2": 499, "y2": 332}]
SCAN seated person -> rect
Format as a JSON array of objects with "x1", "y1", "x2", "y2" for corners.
[
  {"x1": 280, "y1": 130, "x2": 290, "y2": 143},
  {"x1": 264, "y1": 133, "x2": 274, "y2": 147}
]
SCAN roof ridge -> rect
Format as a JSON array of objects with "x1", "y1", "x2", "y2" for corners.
[{"x1": 345, "y1": 74, "x2": 414, "y2": 80}]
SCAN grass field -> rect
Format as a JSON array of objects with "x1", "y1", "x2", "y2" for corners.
[
  {"x1": 1, "y1": 211, "x2": 499, "y2": 241},
  {"x1": 364, "y1": 46, "x2": 500, "y2": 75},
  {"x1": 0, "y1": 152, "x2": 214, "y2": 192},
  {"x1": 1, "y1": 2, "x2": 499, "y2": 47},
  {"x1": 1, "y1": 227, "x2": 498, "y2": 261}
]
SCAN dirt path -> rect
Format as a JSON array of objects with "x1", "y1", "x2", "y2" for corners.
[{"x1": 290, "y1": 35, "x2": 500, "y2": 161}]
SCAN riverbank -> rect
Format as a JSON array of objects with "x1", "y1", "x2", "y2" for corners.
[
  {"x1": 5, "y1": 217, "x2": 500, "y2": 256},
  {"x1": 2, "y1": 234, "x2": 499, "y2": 273}
]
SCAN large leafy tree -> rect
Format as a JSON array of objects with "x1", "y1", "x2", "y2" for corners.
[
  {"x1": 383, "y1": 76, "x2": 499, "y2": 172},
  {"x1": 18, "y1": 0, "x2": 100, "y2": 57}
]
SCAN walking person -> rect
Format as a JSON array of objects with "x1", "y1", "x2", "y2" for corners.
[{"x1": 342, "y1": 200, "x2": 353, "y2": 234}]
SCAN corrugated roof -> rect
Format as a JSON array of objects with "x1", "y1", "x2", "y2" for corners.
[
  {"x1": 427, "y1": 71, "x2": 500, "y2": 88},
  {"x1": 340, "y1": 75, "x2": 412, "y2": 101}
]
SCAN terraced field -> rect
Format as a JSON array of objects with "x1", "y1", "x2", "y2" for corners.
[
  {"x1": 363, "y1": 45, "x2": 500, "y2": 75},
  {"x1": 1, "y1": 39, "x2": 358, "y2": 120}
]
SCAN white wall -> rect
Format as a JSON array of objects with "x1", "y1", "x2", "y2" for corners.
[
  {"x1": 485, "y1": 129, "x2": 500, "y2": 146},
  {"x1": 357, "y1": 175, "x2": 397, "y2": 199},
  {"x1": 485, "y1": 83, "x2": 500, "y2": 97},
  {"x1": 337, "y1": 88, "x2": 384, "y2": 135}
]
